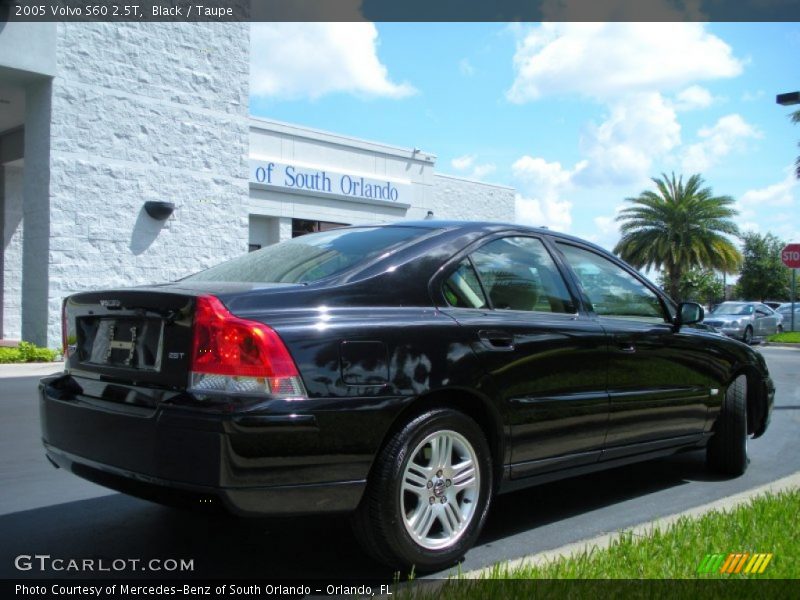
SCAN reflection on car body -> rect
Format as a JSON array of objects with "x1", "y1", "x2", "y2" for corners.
[{"x1": 40, "y1": 221, "x2": 775, "y2": 571}]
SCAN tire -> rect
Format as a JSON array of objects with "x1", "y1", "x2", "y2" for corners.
[
  {"x1": 777, "y1": 325, "x2": 784, "y2": 335},
  {"x1": 352, "y1": 408, "x2": 493, "y2": 572},
  {"x1": 742, "y1": 326, "x2": 753, "y2": 345},
  {"x1": 707, "y1": 375, "x2": 748, "y2": 476}
]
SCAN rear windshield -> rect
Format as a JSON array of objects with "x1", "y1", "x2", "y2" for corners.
[{"x1": 184, "y1": 226, "x2": 428, "y2": 284}]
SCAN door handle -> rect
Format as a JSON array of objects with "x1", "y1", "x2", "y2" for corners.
[
  {"x1": 612, "y1": 335, "x2": 636, "y2": 353},
  {"x1": 616, "y1": 341, "x2": 636, "y2": 353},
  {"x1": 478, "y1": 330, "x2": 515, "y2": 351}
]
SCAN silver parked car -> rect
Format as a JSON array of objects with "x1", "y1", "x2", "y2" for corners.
[
  {"x1": 776, "y1": 303, "x2": 800, "y2": 332},
  {"x1": 704, "y1": 302, "x2": 783, "y2": 344}
]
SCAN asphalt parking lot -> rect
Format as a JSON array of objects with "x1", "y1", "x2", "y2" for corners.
[{"x1": 1, "y1": 346, "x2": 798, "y2": 580}]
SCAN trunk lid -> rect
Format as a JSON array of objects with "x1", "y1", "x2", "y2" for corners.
[
  {"x1": 65, "y1": 288, "x2": 198, "y2": 389},
  {"x1": 64, "y1": 282, "x2": 303, "y2": 390}
]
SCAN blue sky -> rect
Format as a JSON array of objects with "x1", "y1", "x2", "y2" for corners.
[{"x1": 249, "y1": 22, "x2": 800, "y2": 252}]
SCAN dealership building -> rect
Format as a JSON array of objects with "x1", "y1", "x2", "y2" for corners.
[{"x1": 0, "y1": 22, "x2": 515, "y2": 349}]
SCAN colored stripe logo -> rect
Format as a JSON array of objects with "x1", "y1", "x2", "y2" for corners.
[{"x1": 697, "y1": 553, "x2": 773, "y2": 574}]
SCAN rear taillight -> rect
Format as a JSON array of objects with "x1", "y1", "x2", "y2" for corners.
[{"x1": 189, "y1": 295, "x2": 305, "y2": 398}]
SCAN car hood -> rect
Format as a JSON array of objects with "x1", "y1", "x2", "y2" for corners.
[{"x1": 706, "y1": 314, "x2": 750, "y2": 322}]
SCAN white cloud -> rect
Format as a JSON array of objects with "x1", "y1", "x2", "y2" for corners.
[
  {"x1": 675, "y1": 85, "x2": 715, "y2": 111},
  {"x1": 739, "y1": 171, "x2": 796, "y2": 210},
  {"x1": 583, "y1": 205, "x2": 626, "y2": 251},
  {"x1": 451, "y1": 154, "x2": 475, "y2": 171},
  {"x1": 451, "y1": 154, "x2": 496, "y2": 180},
  {"x1": 735, "y1": 169, "x2": 800, "y2": 243},
  {"x1": 507, "y1": 23, "x2": 742, "y2": 103},
  {"x1": 250, "y1": 23, "x2": 416, "y2": 100},
  {"x1": 681, "y1": 114, "x2": 762, "y2": 173},
  {"x1": 736, "y1": 169, "x2": 797, "y2": 226},
  {"x1": 471, "y1": 163, "x2": 497, "y2": 179},
  {"x1": 739, "y1": 221, "x2": 761, "y2": 233},
  {"x1": 459, "y1": 58, "x2": 475, "y2": 76},
  {"x1": 741, "y1": 90, "x2": 765, "y2": 102},
  {"x1": 512, "y1": 156, "x2": 583, "y2": 231},
  {"x1": 575, "y1": 92, "x2": 681, "y2": 186},
  {"x1": 516, "y1": 194, "x2": 573, "y2": 232},
  {"x1": 506, "y1": 23, "x2": 744, "y2": 187}
]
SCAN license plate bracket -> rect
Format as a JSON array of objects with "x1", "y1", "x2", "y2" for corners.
[{"x1": 84, "y1": 318, "x2": 163, "y2": 370}]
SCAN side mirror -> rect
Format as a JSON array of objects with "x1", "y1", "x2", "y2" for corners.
[{"x1": 676, "y1": 302, "x2": 704, "y2": 328}]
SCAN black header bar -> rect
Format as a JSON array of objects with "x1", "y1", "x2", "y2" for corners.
[{"x1": 2, "y1": 0, "x2": 800, "y2": 23}]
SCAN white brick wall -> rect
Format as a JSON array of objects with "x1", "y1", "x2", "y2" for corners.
[
  {"x1": 429, "y1": 174, "x2": 515, "y2": 222},
  {"x1": 2, "y1": 166, "x2": 24, "y2": 340},
  {"x1": 39, "y1": 22, "x2": 250, "y2": 347}
]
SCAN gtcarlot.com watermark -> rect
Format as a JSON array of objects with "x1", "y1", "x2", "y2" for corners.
[{"x1": 14, "y1": 554, "x2": 194, "y2": 573}]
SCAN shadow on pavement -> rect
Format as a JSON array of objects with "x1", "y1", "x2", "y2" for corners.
[
  {"x1": 477, "y1": 449, "x2": 724, "y2": 546},
  {"x1": 1, "y1": 450, "x2": 727, "y2": 581},
  {"x1": 0, "y1": 495, "x2": 390, "y2": 580}
]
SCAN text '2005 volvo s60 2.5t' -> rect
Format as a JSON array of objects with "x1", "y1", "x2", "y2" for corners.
[{"x1": 40, "y1": 221, "x2": 774, "y2": 571}]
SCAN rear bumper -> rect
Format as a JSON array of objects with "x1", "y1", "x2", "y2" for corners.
[
  {"x1": 44, "y1": 444, "x2": 365, "y2": 516},
  {"x1": 40, "y1": 374, "x2": 407, "y2": 516}
]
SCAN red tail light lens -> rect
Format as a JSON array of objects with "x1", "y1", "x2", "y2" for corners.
[{"x1": 190, "y1": 296, "x2": 305, "y2": 398}]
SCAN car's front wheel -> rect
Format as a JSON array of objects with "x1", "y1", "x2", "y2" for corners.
[
  {"x1": 707, "y1": 374, "x2": 748, "y2": 476},
  {"x1": 352, "y1": 407, "x2": 493, "y2": 572},
  {"x1": 742, "y1": 326, "x2": 754, "y2": 345},
  {"x1": 777, "y1": 324, "x2": 784, "y2": 335}
]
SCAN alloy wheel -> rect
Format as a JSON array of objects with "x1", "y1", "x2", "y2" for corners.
[{"x1": 400, "y1": 430, "x2": 480, "y2": 550}]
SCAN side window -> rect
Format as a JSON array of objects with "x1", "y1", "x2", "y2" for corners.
[
  {"x1": 442, "y1": 259, "x2": 487, "y2": 309},
  {"x1": 469, "y1": 237, "x2": 576, "y2": 313},
  {"x1": 557, "y1": 243, "x2": 666, "y2": 322}
]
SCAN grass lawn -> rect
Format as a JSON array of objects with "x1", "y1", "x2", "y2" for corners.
[
  {"x1": 399, "y1": 488, "x2": 799, "y2": 598},
  {"x1": 768, "y1": 332, "x2": 800, "y2": 343},
  {"x1": 484, "y1": 488, "x2": 799, "y2": 578}
]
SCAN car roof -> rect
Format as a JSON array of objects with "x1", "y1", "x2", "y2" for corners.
[{"x1": 377, "y1": 220, "x2": 614, "y2": 255}]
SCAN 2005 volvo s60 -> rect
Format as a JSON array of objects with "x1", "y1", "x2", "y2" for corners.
[{"x1": 41, "y1": 221, "x2": 774, "y2": 571}]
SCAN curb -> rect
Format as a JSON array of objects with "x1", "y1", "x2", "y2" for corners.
[
  {"x1": 760, "y1": 342, "x2": 800, "y2": 349},
  {"x1": 460, "y1": 471, "x2": 800, "y2": 578},
  {"x1": 0, "y1": 362, "x2": 65, "y2": 379}
]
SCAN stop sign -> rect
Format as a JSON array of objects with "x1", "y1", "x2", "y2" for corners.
[{"x1": 782, "y1": 244, "x2": 800, "y2": 269}]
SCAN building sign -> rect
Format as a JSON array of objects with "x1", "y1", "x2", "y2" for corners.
[{"x1": 250, "y1": 159, "x2": 411, "y2": 204}]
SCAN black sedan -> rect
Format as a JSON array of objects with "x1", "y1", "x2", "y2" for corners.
[{"x1": 40, "y1": 221, "x2": 774, "y2": 572}]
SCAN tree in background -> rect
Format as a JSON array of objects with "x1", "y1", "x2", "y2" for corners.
[
  {"x1": 793, "y1": 109, "x2": 800, "y2": 179},
  {"x1": 615, "y1": 173, "x2": 741, "y2": 302},
  {"x1": 736, "y1": 232, "x2": 791, "y2": 301},
  {"x1": 660, "y1": 268, "x2": 725, "y2": 308}
]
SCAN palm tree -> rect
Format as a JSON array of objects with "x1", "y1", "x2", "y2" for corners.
[{"x1": 614, "y1": 173, "x2": 741, "y2": 302}]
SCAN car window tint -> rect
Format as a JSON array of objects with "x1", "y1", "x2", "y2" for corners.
[
  {"x1": 470, "y1": 237, "x2": 576, "y2": 313},
  {"x1": 557, "y1": 243, "x2": 665, "y2": 322},
  {"x1": 443, "y1": 259, "x2": 487, "y2": 309},
  {"x1": 185, "y1": 226, "x2": 429, "y2": 284}
]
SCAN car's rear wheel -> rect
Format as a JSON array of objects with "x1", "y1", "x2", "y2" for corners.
[
  {"x1": 352, "y1": 407, "x2": 492, "y2": 572},
  {"x1": 742, "y1": 326, "x2": 753, "y2": 345},
  {"x1": 777, "y1": 324, "x2": 784, "y2": 335},
  {"x1": 707, "y1": 375, "x2": 748, "y2": 476}
]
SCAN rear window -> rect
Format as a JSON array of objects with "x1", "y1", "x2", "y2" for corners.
[{"x1": 184, "y1": 226, "x2": 429, "y2": 284}]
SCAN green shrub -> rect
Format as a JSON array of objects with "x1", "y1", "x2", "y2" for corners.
[{"x1": 0, "y1": 342, "x2": 59, "y2": 363}]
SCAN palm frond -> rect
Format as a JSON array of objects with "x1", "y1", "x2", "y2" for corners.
[{"x1": 614, "y1": 172, "x2": 741, "y2": 299}]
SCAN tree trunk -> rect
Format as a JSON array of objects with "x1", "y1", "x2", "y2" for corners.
[{"x1": 667, "y1": 265, "x2": 681, "y2": 303}]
